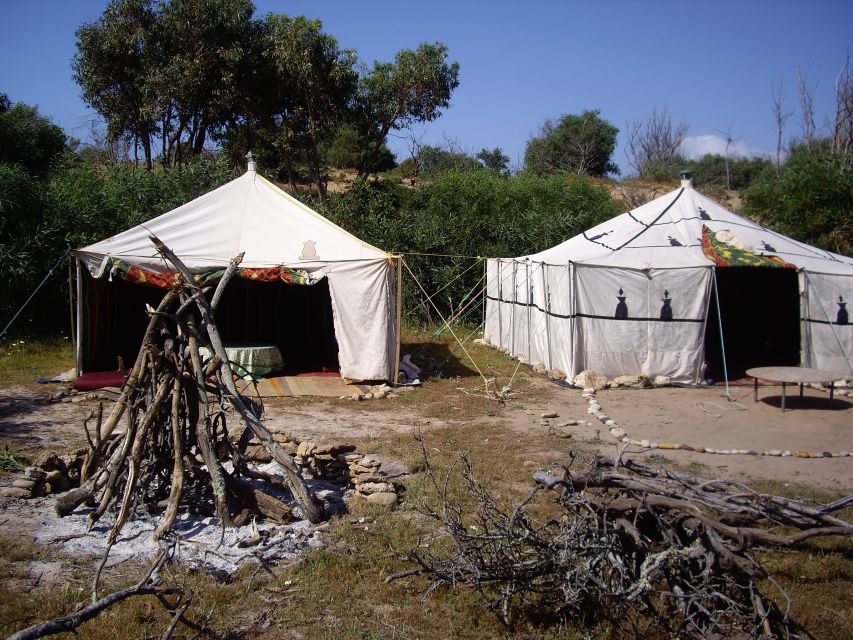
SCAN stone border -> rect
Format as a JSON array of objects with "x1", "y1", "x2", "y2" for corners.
[{"x1": 582, "y1": 388, "x2": 851, "y2": 459}]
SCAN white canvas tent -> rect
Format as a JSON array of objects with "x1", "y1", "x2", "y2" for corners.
[
  {"x1": 76, "y1": 163, "x2": 398, "y2": 382},
  {"x1": 485, "y1": 176, "x2": 853, "y2": 384}
]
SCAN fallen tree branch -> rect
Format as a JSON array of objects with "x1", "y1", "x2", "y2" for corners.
[
  {"x1": 8, "y1": 548, "x2": 179, "y2": 640},
  {"x1": 410, "y1": 441, "x2": 853, "y2": 638}
]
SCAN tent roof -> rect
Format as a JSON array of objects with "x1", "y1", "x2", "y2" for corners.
[
  {"x1": 77, "y1": 168, "x2": 388, "y2": 275},
  {"x1": 521, "y1": 183, "x2": 853, "y2": 274}
]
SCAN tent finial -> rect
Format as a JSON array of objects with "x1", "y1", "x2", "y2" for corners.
[
  {"x1": 678, "y1": 170, "x2": 693, "y2": 188},
  {"x1": 246, "y1": 151, "x2": 256, "y2": 173}
]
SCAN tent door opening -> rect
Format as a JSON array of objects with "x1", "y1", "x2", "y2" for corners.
[
  {"x1": 79, "y1": 271, "x2": 339, "y2": 376},
  {"x1": 704, "y1": 267, "x2": 800, "y2": 381},
  {"x1": 214, "y1": 277, "x2": 339, "y2": 375}
]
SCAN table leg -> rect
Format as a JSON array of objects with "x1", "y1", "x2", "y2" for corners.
[
  {"x1": 753, "y1": 377, "x2": 758, "y2": 402},
  {"x1": 830, "y1": 382, "x2": 834, "y2": 408},
  {"x1": 799, "y1": 383, "x2": 804, "y2": 398},
  {"x1": 781, "y1": 382, "x2": 786, "y2": 412}
]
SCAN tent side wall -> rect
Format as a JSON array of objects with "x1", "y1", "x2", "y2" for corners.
[
  {"x1": 486, "y1": 260, "x2": 712, "y2": 384},
  {"x1": 573, "y1": 265, "x2": 712, "y2": 384},
  {"x1": 800, "y1": 270, "x2": 853, "y2": 376},
  {"x1": 485, "y1": 259, "x2": 576, "y2": 373}
]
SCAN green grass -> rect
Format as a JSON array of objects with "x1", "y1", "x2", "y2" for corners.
[
  {"x1": 0, "y1": 335, "x2": 74, "y2": 388},
  {"x1": 0, "y1": 447, "x2": 28, "y2": 472}
]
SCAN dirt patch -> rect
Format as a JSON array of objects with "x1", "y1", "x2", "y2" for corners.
[
  {"x1": 3, "y1": 378, "x2": 851, "y2": 490},
  {"x1": 563, "y1": 384, "x2": 853, "y2": 491}
]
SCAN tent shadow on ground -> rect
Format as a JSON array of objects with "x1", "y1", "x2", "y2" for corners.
[
  {"x1": 758, "y1": 395, "x2": 852, "y2": 411},
  {"x1": 403, "y1": 341, "x2": 479, "y2": 379},
  {"x1": 0, "y1": 396, "x2": 46, "y2": 422}
]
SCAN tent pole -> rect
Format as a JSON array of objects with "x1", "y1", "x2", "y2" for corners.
[
  {"x1": 524, "y1": 262, "x2": 533, "y2": 367},
  {"x1": 802, "y1": 269, "x2": 853, "y2": 376},
  {"x1": 393, "y1": 255, "x2": 402, "y2": 385},
  {"x1": 542, "y1": 262, "x2": 552, "y2": 371},
  {"x1": 496, "y1": 260, "x2": 502, "y2": 349},
  {"x1": 510, "y1": 262, "x2": 516, "y2": 356},
  {"x1": 75, "y1": 258, "x2": 84, "y2": 376},
  {"x1": 482, "y1": 257, "x2": 486, "y2": 333},
  {"x1": 68, "y1": 253, "x2": 76, "y2": 358},
  {"x1": 711, "y1": 268, "x2": 732, "y2": 400}
]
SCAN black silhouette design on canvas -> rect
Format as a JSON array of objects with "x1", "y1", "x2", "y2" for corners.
[
  {"x1": 660, "y1": 290, "x2": 673, "y2": 321},
  {"x1": 668, "y1": 236, "x2": 683, "y2": 246},
  {"x1": 698, "y1": 207, "x2": 711, "y2": 220},
  {"x1": 838, "y1": 295, "x2": 849, "y2": 325},
  {"x1": 615, "y1": 287, "x2": 628, "y2": 319}
]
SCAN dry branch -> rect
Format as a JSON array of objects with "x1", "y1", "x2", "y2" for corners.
[
  {"x1": 411, "y1": 443, "x2": 853, "y2": 638},
  {"x1": 8, "y1": 548, "x2": 179, "y2": 640}
]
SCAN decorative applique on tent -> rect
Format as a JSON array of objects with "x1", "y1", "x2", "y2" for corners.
[
  {"x1": 614, "y1": 288, "x2": 628, "y2": 319},
  {"x1": 107, "y1": 258, "x2": 313, "y2": 288},
  {"x1": 660, "y1": 290, "x2": 673, "y2": 320},
  {"x1": 701, "y1": 226, "x2": 796, "y2": 269}
]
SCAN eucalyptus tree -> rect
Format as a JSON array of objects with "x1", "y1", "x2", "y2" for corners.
[
  {"x1": 262, "y1": 14, "x2": 358, "y2": 199},
  {"x1": 73, "y1": 0, "x2": 159, "y2": 168},
  {"x1": 351, "y1": 43, "x2": 461, "y2": 179},
  {"x1": 75, "y1": 0, "x2": 256, "y2": 169},
  {"x1": 152, "y1": 0, "x2": 257, "y2": 166}
]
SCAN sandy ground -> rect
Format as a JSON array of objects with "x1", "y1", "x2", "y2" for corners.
[
  {"x1": 2, "y1": 377, "x2": 852, "y2": 497},
  {"x1": 250, "y1": 379, "x2": 853, "y2": 492}
]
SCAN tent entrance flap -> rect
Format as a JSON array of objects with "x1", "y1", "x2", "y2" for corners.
[
  {"x1": 704, "y1": 267, "x2": 800, "y2": 380},
  {"x1": 215, "y1": 277, "x2": 339, "y2": 374},
  {"x1": 79, "y1": 271, "x2": 339, "y2": 376}
]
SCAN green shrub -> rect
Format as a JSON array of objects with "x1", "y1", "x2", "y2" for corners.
[{"x1": 319, "y1": 170, "x2": 616, "y2": 324}]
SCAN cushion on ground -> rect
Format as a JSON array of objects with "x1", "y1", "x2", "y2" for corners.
[{"x1": 72, "y1": 371, "x2": 127, "y2": 391}]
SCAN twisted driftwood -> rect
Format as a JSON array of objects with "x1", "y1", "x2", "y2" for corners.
[
  {"x1": 56, "y1": 237, "x2": 324, "y2": 546},
  {"x1": 412, "y1": 442, "x2": 853, "y2": 639}
]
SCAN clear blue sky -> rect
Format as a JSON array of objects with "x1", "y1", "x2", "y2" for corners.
[{"x1": 1, "y1": 0, "x2": 851, "y2": 173}]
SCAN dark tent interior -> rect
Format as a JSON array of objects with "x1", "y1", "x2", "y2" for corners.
[
  {"x1": 79, "y1": 271, "x2": 339, "y2": 376},
  {"x1": 704, "y1": 267, "x2": 801, "y2": 381}
]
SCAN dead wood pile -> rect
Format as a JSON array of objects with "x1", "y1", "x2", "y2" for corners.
[
  {"x1": 413, "y1": 446, "x2": 853, "y2": 639},
  {"x1": 55, "y1": 236, "x2": 324, "y2": 542}
]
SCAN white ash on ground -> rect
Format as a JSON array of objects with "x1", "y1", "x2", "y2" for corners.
[{"x1": 30, "y1": 495, "x2": 328, "y2": 574}]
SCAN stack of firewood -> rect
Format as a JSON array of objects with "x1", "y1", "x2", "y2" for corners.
[
  {"x1": 414, "y1": 444, "x2": 853, "y2": 638},
  {"x1": 55, "y1": 237, "x2": 324, "y2": 543}
]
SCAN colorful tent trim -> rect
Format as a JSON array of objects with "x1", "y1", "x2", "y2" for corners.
[
  {"x1": 701, "y1": 226, "x2": 796, "y2": 269},
  {"x1": 239, "y1": 266, "x2": 313, "y2": 285},
  {"x1": 107, "y1": 259, "x2": 312, "y2": 288}
]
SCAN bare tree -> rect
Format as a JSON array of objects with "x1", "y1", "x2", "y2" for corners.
[
  {"x1": 832, "y1": 53, "x2": 853, "y2": 163},
  {"x1": 796, "y1": 66, "x2": 818, "y2": 152},
  {"x1": 626, "y1": 106, "x2": 688, "y2": 177},
  {"x1": 403, "y1": 126, "x2": 428, "y2": 179},
  {"x1": 717, "y1": 127, "x2": 737, "y2": 190},
  {"x1": 771, "y1": 78, "x2": 792, "y2": 177}
]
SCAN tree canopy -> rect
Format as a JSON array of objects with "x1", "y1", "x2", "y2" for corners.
[
  {"x1": 524, "y1": 110, "x2": 619, "y2": 177},
  {"x1": 350, "y1": 43, "x2": 460, "y2": 179},
  {"x1": 74, "y1": 1, "x2": 460, "y2": 193}
]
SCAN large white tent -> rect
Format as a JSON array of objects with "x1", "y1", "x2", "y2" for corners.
[
  {"x1": 76, "y1": 163, "x2": 398, "y2": 382},
  {"x1": 485, "y1": 176, "x2": 853, "y2": 384}
]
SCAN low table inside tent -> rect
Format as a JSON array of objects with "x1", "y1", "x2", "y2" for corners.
[
  {"x1": 199, "y1": 343, "x2": 283, "y2": 380},
  {"x1": 745, "y1": 366, "x2": 841, "y2": 412}
]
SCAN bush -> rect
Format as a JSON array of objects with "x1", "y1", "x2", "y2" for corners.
[
  {"x1": 742, "y1": 147, "x2": 853, "y2": 255},
  {"x1": 319, "y1": 170, "x2": 616, "y2": 324},
  {"x1": 1, "y1": 153, "x2": 238, "y2": 335}
]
